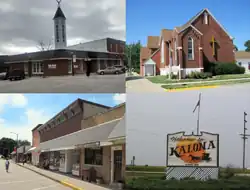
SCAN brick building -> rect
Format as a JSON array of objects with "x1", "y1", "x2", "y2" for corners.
[
  {"x1": 140, "y1": 8, "x2": 235, "y2": 78},
  {"x1": 1, "y1": 2, "x2": 125, "y2": 77},
  {"x1": 35, "y1": 99, "x2": 125, "y2": 186}
]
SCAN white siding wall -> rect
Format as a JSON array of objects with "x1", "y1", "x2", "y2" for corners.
[
  {"x1": 236, "y1": 58, "x2": 250, "y2": 73},
  {"x1": 54, "y1": 18, "x2": 67, "y2": 49}
]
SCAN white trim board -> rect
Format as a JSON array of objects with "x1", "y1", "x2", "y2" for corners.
[{"x1": 179, "y1": 8, "x2": 233, "y2": 39}]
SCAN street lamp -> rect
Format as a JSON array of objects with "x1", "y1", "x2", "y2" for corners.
[{"x1": 10, "y1": 132, "x2": 19, "y2": 163}]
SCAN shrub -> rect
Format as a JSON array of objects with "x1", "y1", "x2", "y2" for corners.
[
  {"x1": 125, "y1": 176, "x2": 250, "y2": 190},
  {"x1": 214, "y1": 63, "x2": 245, "y2": 75},
  {"x1": 187, "y1": 71, "x2": 212, "y2": 79}
]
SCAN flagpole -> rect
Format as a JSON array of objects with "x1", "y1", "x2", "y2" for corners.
[{"x1": 197, "y1": 93, "x2": 201, "y2": 135}]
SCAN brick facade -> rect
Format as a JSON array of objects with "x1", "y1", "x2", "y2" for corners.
[
  {"x1": 140, "y1": 8, "x2": 235, "y2": 77},
  {"x1": 39, "y1": 100, "x2": 110, "y2": 143}
]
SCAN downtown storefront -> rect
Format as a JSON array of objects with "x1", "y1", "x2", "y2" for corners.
[{"x1": 37, "y1": 117, "x2": 125, "y2": 185}]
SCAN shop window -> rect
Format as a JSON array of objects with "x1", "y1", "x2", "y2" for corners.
[{"x1": 84, "y1": 148, "x2": 103, "y2": 165}]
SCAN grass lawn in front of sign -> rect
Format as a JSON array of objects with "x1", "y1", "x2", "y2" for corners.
[
  {"x1": 125, "y1": 165, "x2": 250, "y2": 190},
  {"x1": 147, "y1": 74, "x2": 250, "y2": 84}
]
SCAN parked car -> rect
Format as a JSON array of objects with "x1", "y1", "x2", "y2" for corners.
[
  {"x1": 0, "y1": 72, "x2": 9, "y2": 80},
  {"x1": 97, "y1": 66, "x2": 123, "y2": 75},
  {"x1": 114, "y1": 65, "x2": 126, "y2": 73},
  {"x1": 8, "y1": 69, "x2": 25, "y2": 81}
]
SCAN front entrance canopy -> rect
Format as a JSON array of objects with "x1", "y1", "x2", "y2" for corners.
[
  {"x1": 108, "y1": 116, "x2": 125, "y2": 141},
  {"x1": 39, "y1": 118, "x2": 122, "y2": 151}
]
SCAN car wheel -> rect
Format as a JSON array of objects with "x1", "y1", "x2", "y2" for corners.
[
  {"x1": 115, "y1": 71, "x2": 119, "y2": 74},
  {"x1": 100, "y1": 72, "x2": 104, "y2": 75}
]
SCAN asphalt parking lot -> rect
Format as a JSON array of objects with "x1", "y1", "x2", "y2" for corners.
[
  {"x1": 0, "y1": 74, "x2": 125, "y2": 93},
  {"x1": 0, "y1": 159, "x2": 71, "y2": 190}
]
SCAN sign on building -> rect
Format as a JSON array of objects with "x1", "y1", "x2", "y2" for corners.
[
  {"x1": 166, "y1": 131, "x2": 219, "y2": 180},
  {"x1": 48, "y1": 64, "x2": 56, "y2": 69},
  {"x1": 73, "y1": 55, "x2": 76, "y2": 63}
]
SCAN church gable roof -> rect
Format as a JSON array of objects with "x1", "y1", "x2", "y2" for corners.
[{"x1": 53, "y1": 7, "x2": 66, "y2": 19}]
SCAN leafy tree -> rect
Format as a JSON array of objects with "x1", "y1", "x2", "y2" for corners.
[
  {"x1": 244, "y1": 40, "x2": 250, "y2": 52},
  {"x1": 234, "y1": 45, "x2": 238, "y2": 51},
  {"x1": 125, "y1": 41, "x2": 141, "y2": 72},
  {"x1": 0, "y1": 138, "x2": 31, "y2": 156},
  {"x1": 18, "y1": 140, "x2": 31, "y2": 146},
  {"x1": 0, "y1": 138, "x2": 16, "y2": 156}
]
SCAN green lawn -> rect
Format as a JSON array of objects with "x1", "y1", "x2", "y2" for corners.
[
  {"x1": 162, "y1": 79, "x2": 250, "y2": 89},
  {"x1": 148, "y1": 74, "x2": 250, "y2": 84}
]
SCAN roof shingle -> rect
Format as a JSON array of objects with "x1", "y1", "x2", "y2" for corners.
[
  {"x1": 235, "y1": 51, "x2": 250, "y2": 59},
  {"x1": 147, "y1": 36, "x2": 159, "y2": 49},
  {"x1": 140, "y1": 47, "x2": 151, "y2": 60},
  {"x1": 161, "y1": 29, "x2": 173, "y2": 41},
  {"x1": 53, "y1": 7, "x2": 66, "y2": 19}
]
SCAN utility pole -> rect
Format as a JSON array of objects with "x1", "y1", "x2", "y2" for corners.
[
  {"x1": 129, "y1": 47, "x2": 132, "y2": 76},
  {"x1": 11, "y1": 132, "x2": 19, "y2": 163},
  {"x1": 240, "y1": 112, "x2": 250, "y2": 171}
]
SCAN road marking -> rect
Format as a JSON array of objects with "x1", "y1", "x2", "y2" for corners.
[
  {"x1": 165, "y1": 85, "x2": 219, "y2": 92},
  {"x1": 0, "y1": 178, "x2": 45, "y2": 185},
  {"x1": 32, "y1": 184, "x2": 59, "y2": 190}
]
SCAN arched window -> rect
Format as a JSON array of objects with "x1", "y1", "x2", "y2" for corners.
[{"x1": 188, "y1": 37, "x2": 194, "y2": 60}]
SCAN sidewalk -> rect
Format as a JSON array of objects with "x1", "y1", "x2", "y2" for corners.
[{"x1": 16, "y1": 163, "x2": 112, "y2": 190}]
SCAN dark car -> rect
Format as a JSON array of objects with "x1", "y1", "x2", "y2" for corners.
[
  {"x1": 8, "y1": 69, "x2": 25, "y2": 81},
  {"x1": 114, "y1": 65, "x2": 126, "y2": 73}
]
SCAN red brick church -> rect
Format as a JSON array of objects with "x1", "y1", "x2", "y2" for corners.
[{"x1": 140, "y1": 8, "x2": 235, "y2": 78}]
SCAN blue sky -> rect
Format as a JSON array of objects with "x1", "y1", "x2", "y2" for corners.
[
  {"x1": 0, "y1": 94, "x2": 125, "y2": 142},
  {"x1": 126, "y1": 0, "x2": 250, "y2": 50}
]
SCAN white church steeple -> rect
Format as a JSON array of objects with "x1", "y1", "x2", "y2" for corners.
[{"x1": 53, "y1": 0, "x2": 67, "y2": 49}]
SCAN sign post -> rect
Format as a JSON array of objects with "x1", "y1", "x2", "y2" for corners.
[{"x1": 166, "y1": 131, "x2": 219, "y2": 180}]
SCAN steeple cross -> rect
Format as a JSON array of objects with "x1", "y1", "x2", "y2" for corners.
[
  {"x1": 210, "y1": 35, "x2": 218, "y2": 57},
  {"x1": 56, "y1": 0, "x2": 62, "y2": 7}
]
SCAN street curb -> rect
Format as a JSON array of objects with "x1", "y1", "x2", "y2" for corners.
[
  {"x1": 16, "y1": 164, "x2": 83, "y2": 190},
  {"x1": 165, "y1": 85, "x2": 219, "y2": 92}
]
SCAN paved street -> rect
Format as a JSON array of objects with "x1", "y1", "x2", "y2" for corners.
[
  {"x1": 0, "y1": 159, "x2": 71, "y2": 190},
  {"x1": 0, "y1": 74, "x2": 125, "y2": 93}
]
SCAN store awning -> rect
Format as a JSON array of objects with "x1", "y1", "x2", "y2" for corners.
[
  {"x1": 108, "y1": 116, "x2": 125, "y2": 141},
  {"x1": 39, "y1": 118, "x2": 121, "y2": 151},
  {"x1": 26, "y1": 147, "x2": 36, "y2": 153}
]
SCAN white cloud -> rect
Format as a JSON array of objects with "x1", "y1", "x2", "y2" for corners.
[
  {"x1": 0, "y1": 94, "x2": 28, "y2": 113},
  {"x1": 113, "y1": 94, "x2": 126, "y2": 104},
  {"x1": 0, "y1": 108, "x2": 50, "y2": 143}
]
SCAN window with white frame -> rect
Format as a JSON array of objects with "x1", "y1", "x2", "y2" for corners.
[
  {"x1": 204, "y1": 12, "x2": 208, "y2": 25},
  {"x1": 32, "y1": 62, "x2": 44, "y2": 74},
  {"x1": 188, "y1": 37, "x2": 194, "y2": 60},
  {"x1": 174, "y1": 40, "x2": 177, "y2": 61},
  {"x1": 68, "y1": 60, "x2": 72, "y2": 73},
  {"x1": 161, "y1": 40, "x2": 164, "y2": 64}
]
